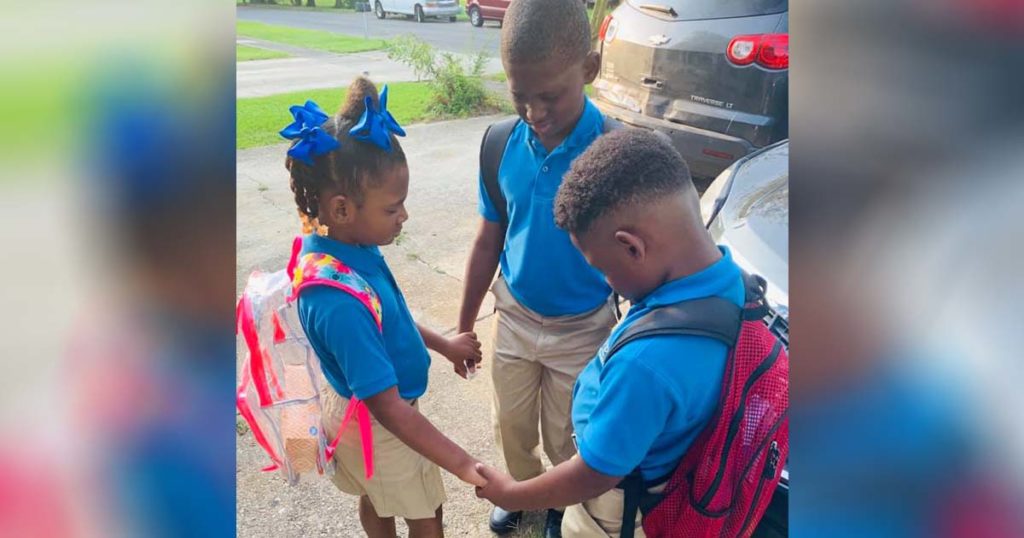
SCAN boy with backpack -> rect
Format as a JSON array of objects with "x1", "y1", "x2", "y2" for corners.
[{"x1": 474, "y1": 129, "x2": 789, "y2": 538}]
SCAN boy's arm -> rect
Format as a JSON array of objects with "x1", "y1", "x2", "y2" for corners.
[
  {"x1": 416, "y1": 322, "x2": 482, "y2": 378},
  {"x1": 475, "y1": 457, "x2": 622, "y2": 511},
  {"x1": 364, "y1": 386, "x2": 486, "y2": 487},
  {"x1": 457, "y1": 219, "x2": 505, "y2": 334}
]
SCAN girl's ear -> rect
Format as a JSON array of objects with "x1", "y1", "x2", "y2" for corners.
[
  {"x1": 325, "y1": 193, "x2": 355, "y2": 226},
  {"x1": 614, "y1": 229, "x2": 646, "y2": 262}
]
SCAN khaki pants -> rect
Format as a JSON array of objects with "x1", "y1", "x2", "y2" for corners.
[
  {"x1": 490, "y1": 277, "x2": 616, "y2": 483},
  {"x1": 321, "y1": 385, "x2": 446, "y2": 520},
  {"x1": 562, "y1": 480, "x2": 667, "y2": 538}
]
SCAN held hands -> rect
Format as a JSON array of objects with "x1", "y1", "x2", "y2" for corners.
[
  {"x1": 474, "y1": 463, "x2": 522, "y2": 511},
  {"x1": 457, "y1": 458, "x2": 489, "y2": 488},
  {"x1": 443, "y1": 332, "x2": 483, "y2": 379}
]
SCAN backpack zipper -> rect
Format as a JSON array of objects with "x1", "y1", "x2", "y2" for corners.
[
  {"x1": 697, "y1": 339, "x2": 782, "y2": 508},
  {"x1": 739, "y1": 440, "x2": 780, "y2": 536}
]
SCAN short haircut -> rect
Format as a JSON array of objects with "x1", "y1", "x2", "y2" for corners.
[
  {"x1": 501, "y1": 0, "x2": 592, "y2": 65},
  {"x1": 555, "y1": 128, "x2": 693, "y2": 235}
]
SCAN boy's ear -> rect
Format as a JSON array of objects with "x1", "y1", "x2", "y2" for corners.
[
  {"x1": 326, "y1": 194, "x2": 355, "y2": 225},
  {"x1": 614, "y1": 230, "x2": 645, "y2": 262},
  {"x1": 583, "y1": 51, "x2": 601, "y2": 84}
]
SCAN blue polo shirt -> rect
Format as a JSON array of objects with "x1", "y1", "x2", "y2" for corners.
[
  {"x1": 572, "y1": 247, "x2": 744, "y2": 481},
  {"x1": 296, "y1": 234, "x2": 430, "y2": 401},
  {"x1": 478, "y1": 98, "x2": 612, "y2": 316}
]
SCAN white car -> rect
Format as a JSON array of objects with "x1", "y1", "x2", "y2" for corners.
[
  {"x1": 701, "y1": 139, "x2": 788, "y2": 538},
  {"x1": 373, "y1": 0, "x2": 462, "y2": 22}
]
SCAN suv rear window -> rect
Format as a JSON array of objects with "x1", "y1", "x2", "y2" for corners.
[{"x1": 625, "y1": 0, "x2": 787, "y2": 21}]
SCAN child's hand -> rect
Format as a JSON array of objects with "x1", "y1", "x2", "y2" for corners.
[
  {"x1": 444, "y1": 332, "x2": 483, "y2": 379},
  {"x1": 457, "y1": 458, "x2": 488, "y2": 488},
  {"x1": 474, "y1": 463, "x2": 522, "y2": 510}
]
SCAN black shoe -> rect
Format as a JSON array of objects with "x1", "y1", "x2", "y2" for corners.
[
  {"x1": 488, "y1": 506, "x2": 523, "y2": 535},
  {"x1": 544, "y1": 509, "x2": 564, "y2": 538}
]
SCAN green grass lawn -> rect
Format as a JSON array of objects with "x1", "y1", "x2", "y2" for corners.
[
  {"x1": 237, "y1": 82, "x2": 434, "y2": 149},
  {"x1": 237, "y1": 20, "x2": 387, "y2": 54},
  {"x1": 237, "y1": 44, "x2": 290, "y2": 61}
]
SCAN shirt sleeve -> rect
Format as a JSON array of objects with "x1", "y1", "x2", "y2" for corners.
[
  {"x1": 575, "y1": 340, "x2": 674, "y2": 477},
  {"x1": 477, "y1": 170, "x2": 500, "y2": 222},
  {"x1": 302, "y1": 286, "x2": 397, "y2": 400}
]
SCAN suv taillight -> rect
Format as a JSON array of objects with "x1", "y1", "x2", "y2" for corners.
[
  {"x1": 599, "y1": 15, "x2": 618, "y2": 44},
  {"x1": 727, "y1": 34, "x2": 788, "y2": 70}
]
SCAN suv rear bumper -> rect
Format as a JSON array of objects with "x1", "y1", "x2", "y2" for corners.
[{"x1": 594, "y1": 101, "x2": 756, "y2": 180}]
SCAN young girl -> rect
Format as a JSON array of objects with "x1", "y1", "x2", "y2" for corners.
[{"x1": 283, "y1": 76, "x2": 485, "y2": 538}]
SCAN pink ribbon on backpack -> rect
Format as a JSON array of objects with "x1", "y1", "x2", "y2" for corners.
[
  {"x1": 236, "y1": 295, "x2": 282, "y2": 472},
  {"x1": 325, "y1": 398, "x2": 374, "y2": 480}
]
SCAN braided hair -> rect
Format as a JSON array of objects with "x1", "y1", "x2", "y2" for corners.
[{"x1": 285, "y1": 76, "x2": 407, "y2": 233}]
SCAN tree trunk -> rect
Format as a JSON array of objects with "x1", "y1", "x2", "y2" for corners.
[{"x1": 306, "y1": 0, "x2": 316, "y2": 6}]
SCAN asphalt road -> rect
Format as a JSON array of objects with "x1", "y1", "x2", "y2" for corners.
[{"x1": 238, "y1": 5, "x2": 503, "y2": 56}]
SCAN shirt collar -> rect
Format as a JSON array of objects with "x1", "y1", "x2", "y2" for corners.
[
  {"x1": 525, "y1": 97, "x2": 603, "y2": 154},
  {"x1": 301, "y1": 234, "x2": 383, "y2": 276},
  {"x1": 636, "y1": 246, "x2": 740, "y2": 309}
]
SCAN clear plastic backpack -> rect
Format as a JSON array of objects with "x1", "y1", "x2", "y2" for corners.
[{"x1": 236, "y1": 237, "x2": 379, "y2": 486}]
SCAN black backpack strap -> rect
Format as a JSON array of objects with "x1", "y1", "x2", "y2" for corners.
[
  {"x1": 479, "y1": 116, "x2": 519, "y2": 227},
  {"x1": 619, "y1": 470, "x2": 644, "y2": 538},
  {"x1": 606, "y1": 296, "x2": 743, "y2": 360},
  {"x1": 619, "y1": 468, "x2": 672, "y2": 538}
]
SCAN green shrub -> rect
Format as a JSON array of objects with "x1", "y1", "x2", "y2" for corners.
[{"x1": 386, "y1": 36, "x2": 498, "y2": 118}]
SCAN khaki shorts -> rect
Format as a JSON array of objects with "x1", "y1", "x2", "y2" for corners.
[
  {"x1": 562, "y1": 472, "x2": 666, "y2": 538},
  {"x1": 320, "y1": 385, "x2": 446, "y2": 520}
]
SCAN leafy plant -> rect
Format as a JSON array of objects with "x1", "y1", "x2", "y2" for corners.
[{"x1": 386, "y1": 36, "x2": 500, "y2": 117}]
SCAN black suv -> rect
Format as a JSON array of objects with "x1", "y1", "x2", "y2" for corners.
[{"x1": 593, "y1": 0, "x2": 788, "y2": 183}]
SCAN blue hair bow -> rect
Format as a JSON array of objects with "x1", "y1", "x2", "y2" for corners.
[
  {"x1": 279, "y1": 100, "x2": 340, "y2": 166},
  {"x1": 348, "y1": 85, "x2": 406, "y2": 152}
]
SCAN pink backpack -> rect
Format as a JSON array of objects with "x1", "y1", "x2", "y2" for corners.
[{"x1": 236, "y1": 237, "x2": 381, "y2": 485}]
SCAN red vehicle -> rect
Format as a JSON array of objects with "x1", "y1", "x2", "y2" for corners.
[
  {"x1": 466, "y1": 0, "x2": 510, "y2": 27},
  {"x1": 467, "y1": 0, "x2": 594, "y2": 27}
]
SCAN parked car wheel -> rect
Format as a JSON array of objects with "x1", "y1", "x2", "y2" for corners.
[
  {"x1": 469, "y1": 6, "x2": 483, "y2": 27},
  {"x1": 449, "y1": 15, "x2": 457, "y2": 22},
  {"x1": 374, "y1": 1, "x2": 385, "y2": 19},
  {"x1": 415, "y1": 4, "x2": 425, "y2": 22}
]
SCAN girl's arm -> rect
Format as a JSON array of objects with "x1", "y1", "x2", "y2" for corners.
[
  {"x1": 417, "y1": 323, "x2": 450, "y2": 354},
  {"x1": 364, "y1": 386, "x2": 486, "y2": 487}
]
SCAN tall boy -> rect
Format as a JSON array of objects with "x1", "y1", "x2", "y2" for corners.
[{"x1": 456, "y1": 1, "x2": 617, "y2": 535}]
